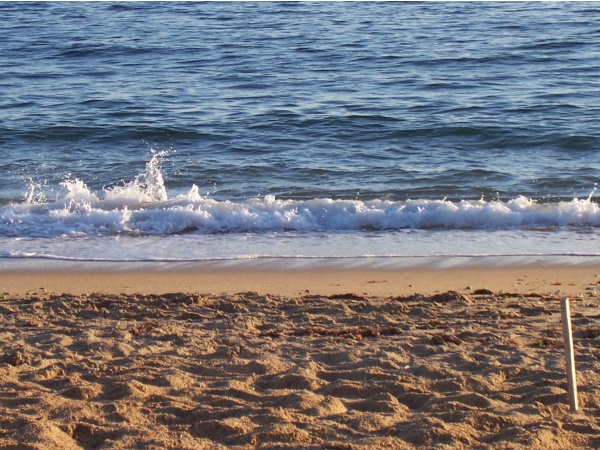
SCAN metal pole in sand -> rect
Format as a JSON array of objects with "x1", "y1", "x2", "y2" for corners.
[{"x1": 560, "y1": 297, "x2": 578, "y2": 412}]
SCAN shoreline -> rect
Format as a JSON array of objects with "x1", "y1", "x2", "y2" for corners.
[{"x1": 1, "y1": 256, "x2": 599, "y2": 297}]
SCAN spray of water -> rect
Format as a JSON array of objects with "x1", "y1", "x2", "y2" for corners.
[
  {"x1": 23, "y1": 178, "x2": 47, "y2": 204},
  {"x1": 103, "y1": 150, "x2": 169, "y2": 206},
  {"x1": 587, "y1": 183, "x2": 598, "y2": 202},
  {"x1": 133, "y1": 149, "x2": 168, "y2": 202}
]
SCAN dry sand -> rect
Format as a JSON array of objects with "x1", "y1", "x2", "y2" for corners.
[{"x1": 1, "y1": 264, "x2": 600, "y2": 449}]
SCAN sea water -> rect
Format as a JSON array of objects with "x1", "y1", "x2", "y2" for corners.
[{"x1": 1, "y1": 2, "x2": 600, "y2": 266}]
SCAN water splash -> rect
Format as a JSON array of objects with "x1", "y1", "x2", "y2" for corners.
[
  {"x1": 587, "y1": 183, "x2": 598, "y2": 202},
  {"x1": 103, "y1": 150, "x2": 169, "y2": 207},
  {"x1": 23, "y1": 178, "x2": 47, "y2": 205},
  {"x1": 21, "y1": 151, "x2": 171, "y2": 210},
  {"x1": 133, "y1": 149, "x2": 168, "y2": 203},
  {"x1": 59, "y1": 178, "x2": 99, "y2": 213}
]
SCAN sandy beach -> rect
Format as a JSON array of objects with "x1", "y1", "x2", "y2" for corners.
[
  {"x1": 1, "y1": 261, "x2": 600, "y2": 449},
  {"x1": 5, "y1": 1, "x2": 600, "y2": 448}
]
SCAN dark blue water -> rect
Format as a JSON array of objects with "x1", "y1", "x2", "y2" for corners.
[{"x1": 1, "y1": 2, "x2": 600, "y2": 261}]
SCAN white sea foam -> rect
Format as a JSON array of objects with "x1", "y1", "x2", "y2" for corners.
[
  {"x1": 2, "y1": 152, "x2": 600, "y2": 239},
  {"x1": 5, "y1": 192, "x2": 600, "y2": 238}
]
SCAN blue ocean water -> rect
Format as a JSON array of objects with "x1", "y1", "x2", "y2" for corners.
[{"x1": 1, "y1": 2, "x2": 600, "y2": 262}]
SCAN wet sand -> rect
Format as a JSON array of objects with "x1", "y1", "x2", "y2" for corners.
[{"x1": 1, "y1": 258, "x2": 600, "y2": 297}]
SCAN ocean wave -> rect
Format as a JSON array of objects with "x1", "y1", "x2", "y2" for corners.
[
  {"x1": 1, "y1": 153, "x2": 599, "y2": 238},
  {"x1": 3, "y1": 195, "x2": 599, "y2": 238}
]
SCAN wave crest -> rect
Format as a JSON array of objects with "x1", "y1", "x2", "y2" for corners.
[{"x1": 3, "y1": 153, "x2": 600, "y2": 238}]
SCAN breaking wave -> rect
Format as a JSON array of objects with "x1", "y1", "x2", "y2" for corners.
[{"x1": 2, "y1": 152, "x2": 599, "y2": 238}]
